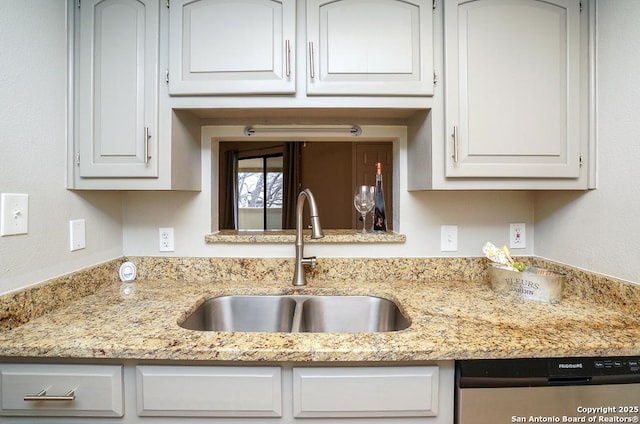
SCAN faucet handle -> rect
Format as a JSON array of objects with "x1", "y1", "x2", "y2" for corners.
[{"x1": 302, "y1": 256, "x2": 318, "y2": 268}]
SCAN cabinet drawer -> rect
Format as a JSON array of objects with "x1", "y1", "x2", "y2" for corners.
[
  {"x1": 136, "y1": 366, "x2": 281, "y2": 417},
  {"x1": 0, "y1": 364, "x2": 123, "y2": 417},
  {"x1": 293, "y1": 366, "x2": 439, "y2": 418}
]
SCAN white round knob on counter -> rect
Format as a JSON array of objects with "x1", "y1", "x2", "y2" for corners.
[{"x1": 119, "y1": 262, "x2": 137, "y2": 282}]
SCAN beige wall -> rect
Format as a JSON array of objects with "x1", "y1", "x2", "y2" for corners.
[
  {"x1": 2, "y1": 1, "x2": 639, "y2": 295},
  {"x1": 123, "y1": 126, "x2": 535, "y2": 259},
  {"x1": 534, "y1": 1, "x2": 640, "y2": 284},
  {"x1": 0, "y1": 0, "x2": 123, "y2": 295}
]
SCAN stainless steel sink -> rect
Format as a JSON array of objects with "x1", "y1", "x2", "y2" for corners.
[
  {"x1": 298, "y1": 296, "x2": 410, "y2": 333},
  {"x1": 179, "y1": 295, "x2": 409, "y2": 333},
  {"x1": 180, "y1": 295, "x2": 297, "y2": 332}
]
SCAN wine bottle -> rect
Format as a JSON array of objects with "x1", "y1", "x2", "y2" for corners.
[{"x1": 372, "y1": 162, "x2": 387, "y2": 232}]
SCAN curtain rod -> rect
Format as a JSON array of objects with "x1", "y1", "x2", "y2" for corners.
[{"x1": 243, "y1": 125, "x2": 362, "y2": 137}]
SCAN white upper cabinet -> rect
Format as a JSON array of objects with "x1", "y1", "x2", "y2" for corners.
[
  {"x1": 444, "y1": 0, "x2": 582, "y2": 178},
  {"x1": 77, "y1": 0, "x2": 159, "y2": 178},
  {"x1": 306, "y1": 0, "x2": 434, "y2": 96},
  {"x1": 169, "y1": 0, "x2": 296, "y2": 95},
  {"x1": 70, "y1": 1, "x2": 201, "y2": 190},
  {"x1": 168, "y1": 0, "x2": 434, "y2": 97}
]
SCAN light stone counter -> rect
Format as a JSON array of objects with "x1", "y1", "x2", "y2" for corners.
[
  {"x1": 0, "y1": 257, "x2": 639, "y2": 362},
  {"x1": 205, "y1": 229, "x2": 406, "y2": 244}
]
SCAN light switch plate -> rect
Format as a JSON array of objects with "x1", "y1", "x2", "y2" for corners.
[
  {"x1": 70, "y1": 219, "x2": 86, "y2": 251},
  {"x1": 1, "y1": 193, "x2": 29, "y2": 236},
  {"x1": 440, "y1": 225, "x2": 458, "y2": 252}
]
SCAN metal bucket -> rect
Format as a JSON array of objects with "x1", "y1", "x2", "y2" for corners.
[{"x1": 488, "y1": 263, "x2": 567, "y2": 304}]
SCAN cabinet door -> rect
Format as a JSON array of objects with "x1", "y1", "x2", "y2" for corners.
[
  {"x1": 169, "y1": 0, "x2": 295, "y2": 95},
  {"x1": 306, "y1": 0, "x2": 433, "y2": 96},
  {"x1": 445, "y1": 0, "x2": 581, "y2": 178},
  {"x1": 77, "y1": 0, "x2": 159, "y2": 178},
  {"x1": 293, "y1": 366, "x2": 439, "y2": 417},
  {"x1": 136, "y1": 366, "x2": 282, "y2": 417}
]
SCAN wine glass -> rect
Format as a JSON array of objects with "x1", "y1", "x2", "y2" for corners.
[{"x1": 354, "y1": 185, "x2": 375, "y2": 234}]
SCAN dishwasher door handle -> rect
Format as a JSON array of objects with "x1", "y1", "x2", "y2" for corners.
[{"x1": 548, "y1": 377, "x2": 592, "y2": 386}]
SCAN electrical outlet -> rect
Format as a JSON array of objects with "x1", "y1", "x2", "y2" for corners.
[
  {"x1": 159, "y1": 227, "x2": 174, "y2": 252},
  {"x1": 440, "y1": 225, "x2": 458, "y2": 252},
  {"x1": 510, "y1": 223, "x2": 526, "y2": 249}
]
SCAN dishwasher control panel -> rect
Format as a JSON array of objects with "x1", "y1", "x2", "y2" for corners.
[
  {"x1": 549, "y1": 357, "x2": 640, "y2": 377},
  {"x1": 594, "y1": 358, "x2": 639, "y2": 371}
]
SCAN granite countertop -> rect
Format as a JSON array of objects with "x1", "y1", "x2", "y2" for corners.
[
  {"x1": 1, "y1": 257, "x2": 639, "y2": 362},
  {"x1": 205, "y1": 229, "x2": 406, "y2": 244}
]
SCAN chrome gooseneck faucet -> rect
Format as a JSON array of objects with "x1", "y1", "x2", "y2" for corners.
[{"x1": 292, "y1": 189, "x2": 324, "y2": 287}]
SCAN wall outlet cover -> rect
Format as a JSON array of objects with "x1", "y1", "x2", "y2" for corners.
[
  {"x1": 159, "y1": 227, "x2": 175, "y2": 252},
  {"x1": 510, "y1": 223, "x2": 526, "y2": 249}
]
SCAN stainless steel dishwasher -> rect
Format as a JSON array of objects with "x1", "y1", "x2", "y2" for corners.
[{"x1": 456, "y1": 357, "x2": 640, "y2": 424}]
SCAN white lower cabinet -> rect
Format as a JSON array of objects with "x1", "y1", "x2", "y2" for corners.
[
  {"x1": 0, "y1": 362, "x2": 454, "y2": 423},
  {"x1": 292, "y1": 366, "x2": 439, "y2": 418},
  {"x1": 133, "y1": 364, "x2": 453, "y2": 424},
  {"x1": 136, "y1": 365, "x2": 282, "y2": 417},
  {"x1": 0, "y1": 364, "x2": 123, "y2": 417}
]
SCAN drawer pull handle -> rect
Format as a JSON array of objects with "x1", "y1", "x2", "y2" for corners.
[{"x1": 24, "y1": 389, "x2": 76, "y2": 402}]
